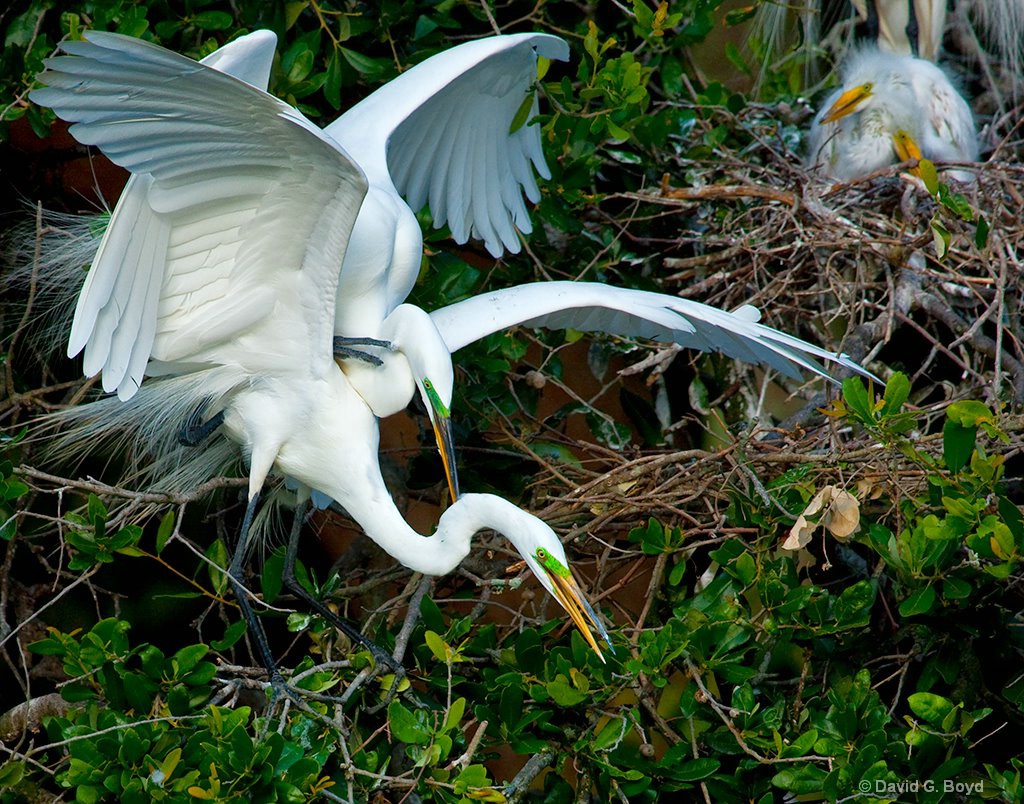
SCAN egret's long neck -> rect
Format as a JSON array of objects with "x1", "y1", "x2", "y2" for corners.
[
  {"x1": 275, "y1": 369, "x2": 504, "y2": 576},
  {"x1": 337, "y1": 490, "x2": 527, "y2": 577}
]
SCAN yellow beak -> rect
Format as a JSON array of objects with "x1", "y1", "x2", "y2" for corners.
[
  {"x1": 546, "y1": 569, "x2": 613, "y2": 662},
  {"x1": 892, "y1": 129, "x2": 923, "y2": 169},
  {"x1": 821, "y1": 83, "x2": 873, "y2": 124},
  {"x1": 431, "y1": 413, "x2": 460, "y2": 503}
]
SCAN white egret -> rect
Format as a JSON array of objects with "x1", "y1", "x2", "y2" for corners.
[
  {"x1": 55, "y1": 31, "x2": 569, "y2": 501},
  {"x1": 807, "y1": 46, "x2": 978, "y2": 181},
  {"x1": 34, "y1": 29, "x2": 876, "y2": 502},
  {"x1": 31, "y1": 32, "x2": 611, "y2": 677}
]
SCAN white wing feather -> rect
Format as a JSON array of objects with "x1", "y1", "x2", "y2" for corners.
[
  {"x1": 324, "y1": 33, "x2": 568, "y2": 257},
  {"x1": 31, "y1": 32, "x2": 366, "y2": 398},
  {"x1": 429, "y1": 282, "x2": 873, "y2": 382}
]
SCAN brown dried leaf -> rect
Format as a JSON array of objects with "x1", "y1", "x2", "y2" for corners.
[
  {"x1": 782, "y1": 485, "x2": 861, "y2": 550},
  {"x1": 822, "y1": 488, "x2": 860, "y2": 540},
  {"x1": 782, "y1": 513, "x2": 817, "y2": 550}
]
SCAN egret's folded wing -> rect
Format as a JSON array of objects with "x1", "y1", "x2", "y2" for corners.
[
  {"x1": 429, "y1": 281, "x2": 874, "y2": 382},
  {"x1": 917, "y1": 67, "x2": 978, "y2": 162},
  {"x1": 324, "y1": 33, "x2": 568, "y2": 257},
  {"x1": 32, "y1": 31, "x2": 367, "y2": 399}
]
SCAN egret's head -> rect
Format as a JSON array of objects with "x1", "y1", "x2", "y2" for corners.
[
  {"x1": 514, "y1": 524, "x2": 613, "y2": 662},
  {"x1": 388, "y1": 304, "x2": 459, "y2": 502},
  {"x1": 420, "y1": 375, "x2": 459, "y2": 502},
  {"x1": 821, "y1": 82, "x2": 874, "y2": 124}
]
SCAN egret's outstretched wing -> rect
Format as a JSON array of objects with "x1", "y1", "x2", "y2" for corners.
[
  {"x1": 32, "y1": 32, "x2": 367, "y2": 398},
  {"x1": 55, "y1": 31, "x2": 279, "y2": 397},
  {"x1": 429, "y1": 282, "x2": 872, "y2": 382},
  {"x1": 324, "y1": 33, "x2": 568, "y2": 257},
  {"x1": 198, "y1": 29, "x2": 277, "y2": 88}
]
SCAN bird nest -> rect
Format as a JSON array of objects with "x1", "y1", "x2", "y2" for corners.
[{"x1": 444, "y1": 94, "x2": 1024, "y2": 629}]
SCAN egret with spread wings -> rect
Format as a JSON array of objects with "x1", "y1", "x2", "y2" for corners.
[
  {"x1": 31, "y1": 32, "x2": 612, "y2": 680},
  {"x1": 45, "y1": 30, "x2": 878, "y2": 501}
]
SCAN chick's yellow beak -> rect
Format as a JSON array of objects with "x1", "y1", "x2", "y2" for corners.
[
  {"x1": 892, "y1": 129, "x2": 923, "y2": 167},
  {"x1": 546, "y1": 569, "x2": 613, "y2": 663},
  {"x1": 821, "y1": 82, "x2": 873, "y2": 124}
]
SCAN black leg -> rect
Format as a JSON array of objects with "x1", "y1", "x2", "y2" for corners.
[
  {"x1": 283, "y1": 499, "x2": 402, "y2": 674},
  {"x1": 905, "y1": 0, "x2": 921, "y2": 57},
  {"x1": 332, "y1": 336, "x2": 394, "y2": 367},
  {"x1": 226, "y1": 490, "x2": 286, "y2": 687},
  {"x1": 179, "y1": 400, "x2": 225, "y2": 447},
  {"x1": 864, "y1": 0, "x2": 880, "y2": 43}
]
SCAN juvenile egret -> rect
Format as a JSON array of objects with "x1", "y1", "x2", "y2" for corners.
[
  {"x1": 807, "y1": 47, "x2": 978, "y2": 181},
  {"x1": 31, "y1": 32, "x2": 611, "y2": 674}
]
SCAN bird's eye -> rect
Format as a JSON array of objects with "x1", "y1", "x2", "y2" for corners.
[
  {"x1": 536, "y1": 547, "x2": 547, "y2": 560},
  {"x1": 423, "y1": 378, "x2": 433, "y2": 390}
]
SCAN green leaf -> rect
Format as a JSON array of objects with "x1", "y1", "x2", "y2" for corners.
[
  {"x1": 284, "y1": 2, "x2": 307, "y2": 30},
  {"x1": 211, "y1": 619, "x2": 247, "y2": 651},
  {"x1": 946, "y1": 400, "x2": 994, "y2": 427},
  {"x1": 880, "y1": 372, "x2": 910, "y2": 415},
  {"x1": 191, "y1": 10, "x2": 233, "y2": 30},
  {"x1": 443, "y1": 697, "x2": 466, "y2": 733},
  {"x1": 155, "y1": 510, "x2": 175, "y2": 554},
  {"x1": 339, "y1": 47, "x2": 387, "y2": 78},
  {"x1": 387, "y1": 700, "x2": 431, "y2": 744},
  {"x1": 920, "y1": 159, "x2": 939, "y2": 194},
  {"x1": 908, "y1": 692, "x2": 955, "y2": 724},
  {"x1": 931, "y1": 218, "x2": 951, "y2": 259},
  {"x1": 942, "y1": 418, "x2": 975, "y2": 472},
  {"x1": 546, "y1": 676, "x2": 588, "y2": 706},
  {"x1": 975, "y1": 215, "x2": 990, "y2": 249},
  {"x1": 172, "y1": 644, "x2": 209, "y2": 675},
  {"x1": 453, "y1": 764, "x2": 492, "y2": 794},
  {"x1": 205, "y1": 539, "x2": 230, "y2": 596},
  {"x1": 668, "y1": 757, "x2": 721, "y2": 781},
  {"x1": 899, "y1": 586, "x2": 936, "y2": 617},
  {"x1": 261, "y1": 550, "x2": 284, "y2": 604},
  {"x1": 324, "y1": 49, "x2": 342, "y2": 110},
  {"x1": 412, "y1": 16, "x2": 438, "y2": 41},
  {"x1": 841, "y1": 377, "x2": 873, "y2": 422},
  {"x1": 0, "y1": 760, "x2": 26, "y2": 787},
  {"x1": 424, "y1": 630, "x2": 449, "y2": 663},
  {"x1": 529, "y1": 440, "x2": 583, "y2": 468},
  {"x1": 509, "y1": 91, "x2": 535, "y2": 134},
  {"x1": 733, "y1": 551, "x2": 757, "y2": 586},
  {"x1": 592, "y1": 717, "x2": 626, "y2": 751},
  {"x1": 285, "y1": 48, "x2": 314, "y2": 84}
]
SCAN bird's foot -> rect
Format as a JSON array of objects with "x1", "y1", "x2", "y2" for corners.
[
  {"x1": 178, "y1": 400, "x2": 225, "y2": 447},
  {"x1": 332, "y1": 336, "x2": 394, "y2": 367}
]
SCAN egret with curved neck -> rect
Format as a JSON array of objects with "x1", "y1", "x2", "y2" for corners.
[{"x1": 31, "y1": 32, "x2": 611, "y2": 676}]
